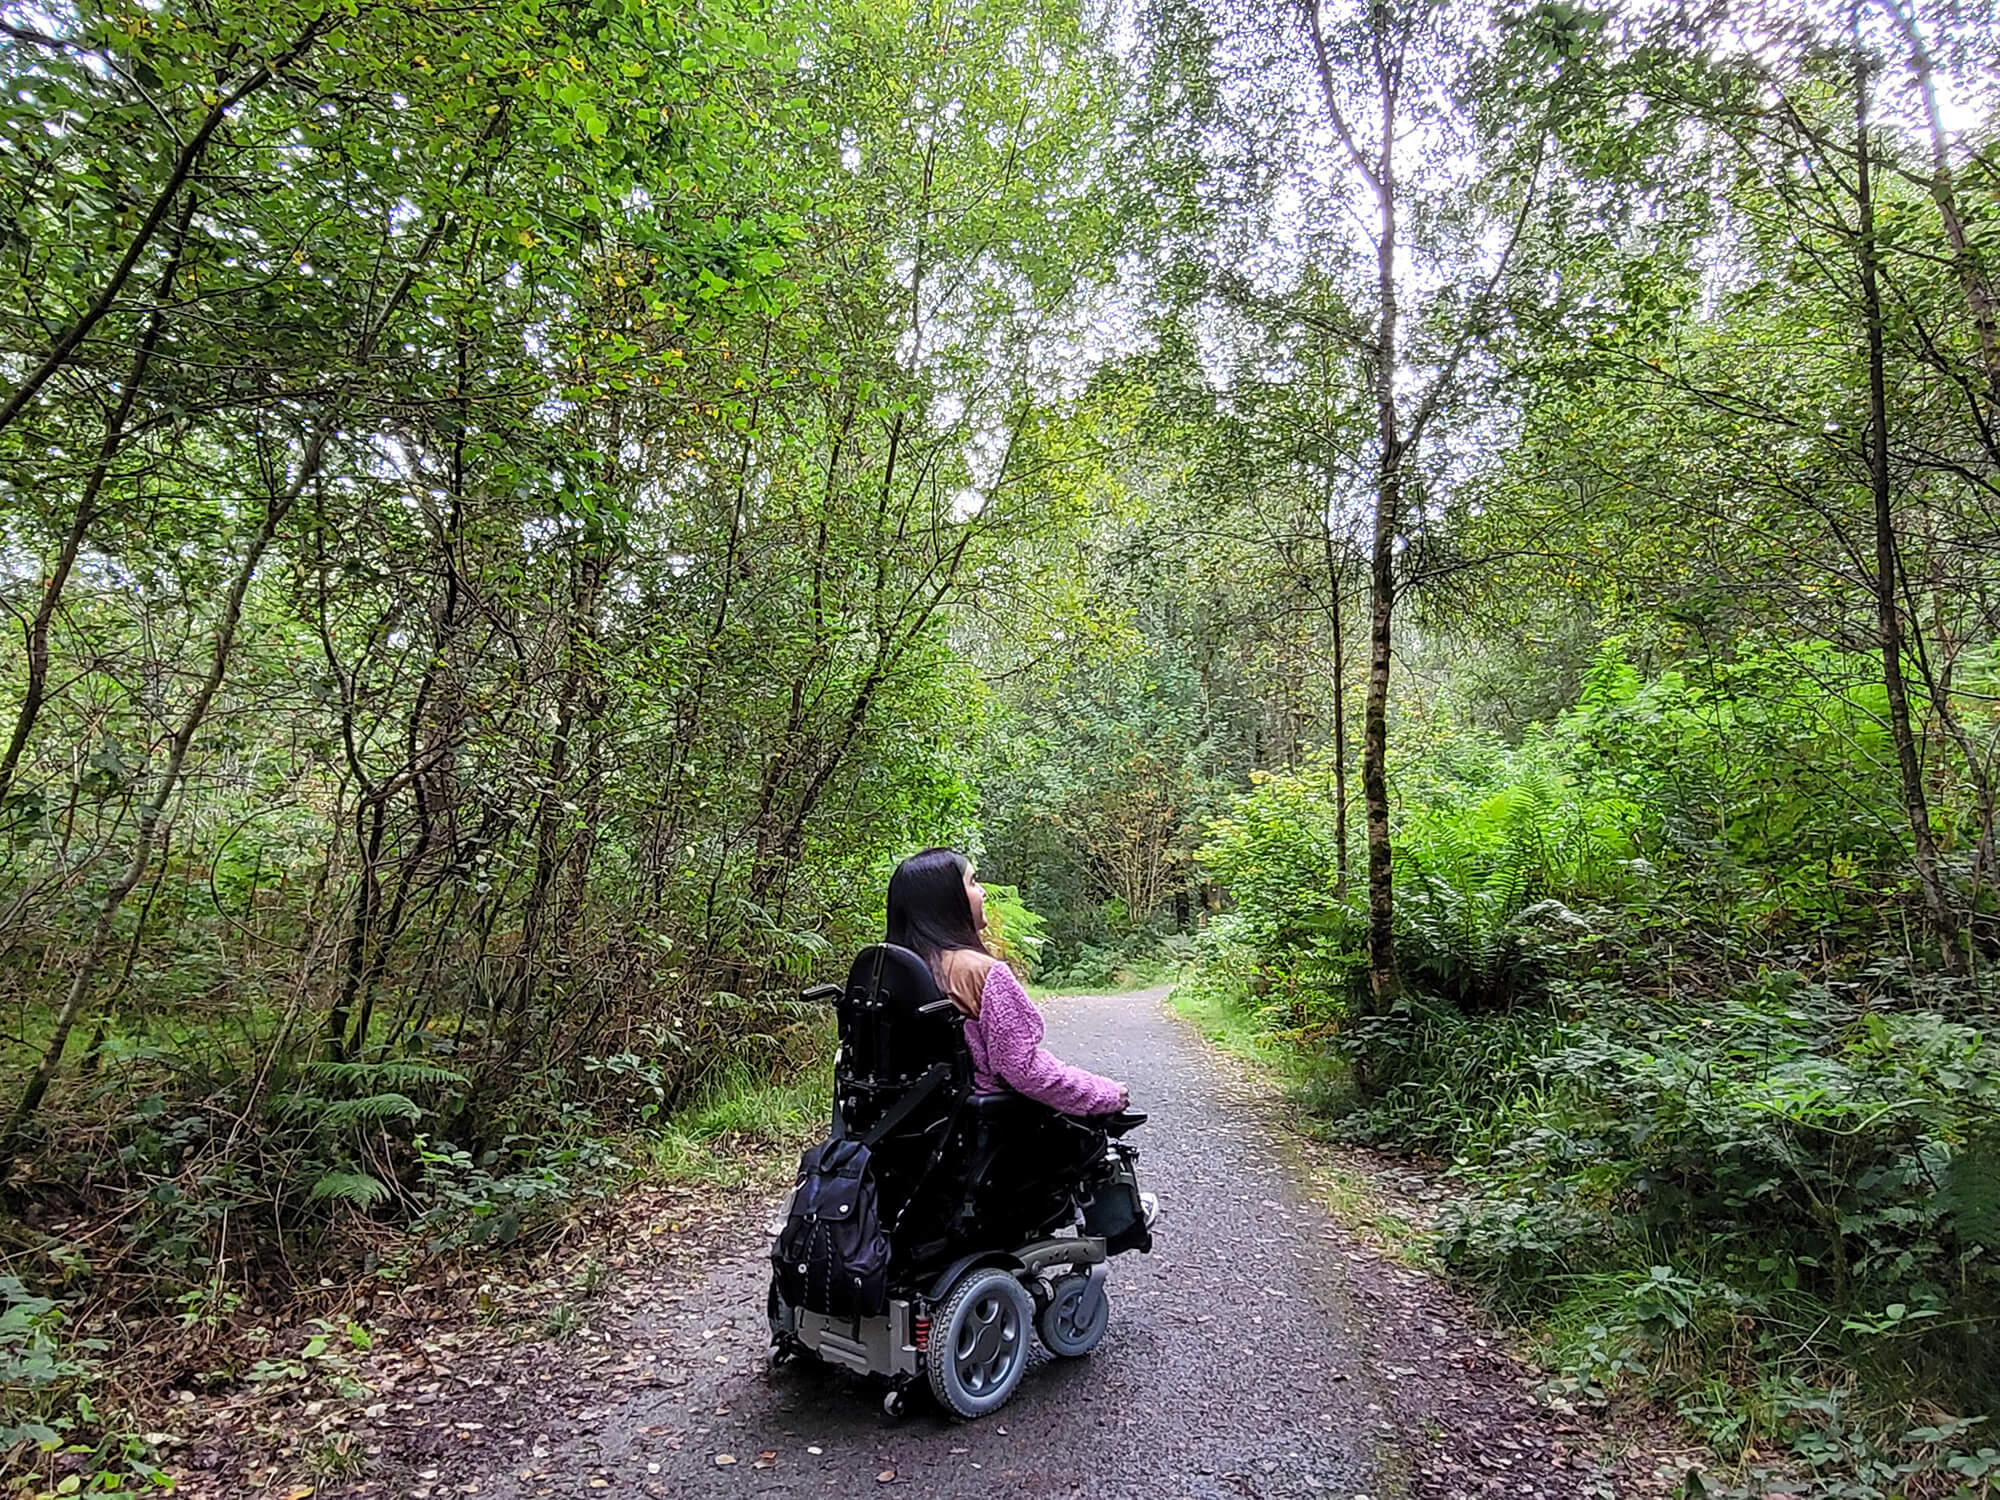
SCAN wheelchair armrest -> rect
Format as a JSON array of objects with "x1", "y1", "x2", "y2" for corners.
[
  {"x1": 1096, "y1": 1110, "x2": 1147, "y2": 1137},
  {"x1": 964, "y1": 1088, "x2": 1041, "y2": 1122},
  {"x1": 801, "y1": 982, "x2": 842, "y2": 1005}
]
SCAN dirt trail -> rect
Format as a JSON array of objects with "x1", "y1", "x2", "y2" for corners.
[{"x1": 318, "y1": 988, "x2": 1661, "y2": 1499}]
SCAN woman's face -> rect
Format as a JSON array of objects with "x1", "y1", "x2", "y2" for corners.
[{"x1": 963, "y1": 867, "x2": 987, "y2": 933}]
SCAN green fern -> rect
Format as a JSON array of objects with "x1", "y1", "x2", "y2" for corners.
[
  {"x1": 318, "y1": 1093, "x2": 423, "y2": 1129},
  {"x1": 306, "y1": 1061, "x2": 466, "y2": 1092},
  {"x1": 309, "y1": 1171, "x2": 392, "y2": 1208}
]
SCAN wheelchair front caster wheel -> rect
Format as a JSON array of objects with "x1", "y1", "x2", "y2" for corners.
[
  {"x1": 1036, "y1": 1269, "x2": 1109, "y2": 1357},
  {"x1": 883, "y1": 1386, "x2": 910, "y2": 1418}
]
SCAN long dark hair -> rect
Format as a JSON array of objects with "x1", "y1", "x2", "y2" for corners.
[{"x1": 885, "y1": 847, "x2": 988, "y2": 979}]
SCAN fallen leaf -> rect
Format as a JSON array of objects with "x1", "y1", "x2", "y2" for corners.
[
  {"x1": 877, "y1": 1471, "x2": 896, "y2": 1484},
  {"x1": 715, "y1": 1454, "x2": 737, "y2": 1466}
]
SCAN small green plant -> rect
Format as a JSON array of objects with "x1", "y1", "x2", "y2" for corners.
[
  {"x1": 574, "y1": 1256, "x2": 608, "y2": 1297},
  {"x1": 242, "y1": 1317, "x2": 373, "y2": 1402},
  {"x1": 581, "y1": 1052, "x2": 671, "y2": 1125},
  {"x1": 648, "y1": 1060, "x2": 830, "y2": 1186},
  {"x1": 306, "y1": 1431, "x2": 366, "y2": 1481},
  {"x1": 411, "y1": 1133, "x2": 622, "y2": 1251},
  {"x1": 0, "y1": 1276, "x2": 171, "y2": 1494}
]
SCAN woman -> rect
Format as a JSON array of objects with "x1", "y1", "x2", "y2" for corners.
[{"x1": 885, "y1": 848, "x2": 1128, "y2": 1116}]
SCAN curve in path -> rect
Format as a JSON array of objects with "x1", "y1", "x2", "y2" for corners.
[{"x1": 351, "y1": 988, "x2": 1630, "y2": 1500}]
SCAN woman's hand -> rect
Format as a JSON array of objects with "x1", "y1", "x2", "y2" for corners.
[{"x1": 1116, "y1": 1083, "x2": 1130, "y2": 1110}]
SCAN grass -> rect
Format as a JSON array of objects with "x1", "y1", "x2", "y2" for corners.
[
  {"x1": 1310, "y1": 1155, "x2": 1433, "y2": 1266},
  {"x1": 1167, "y1": 969, "x2": 1432, "y2": 1264},
  {"x1": 304, "y1": 1432, "x2": 366, "y2": 1482},
  {"x1": 647, "y1": 1055, "x2": 833, "y2": 1186},
  {"x1": 1169, "y1": 972, "x2": 1280, "y2": 1057},
  {"x1": 1168, "y1": 967, "x2": 1336, "y2": 1090}
]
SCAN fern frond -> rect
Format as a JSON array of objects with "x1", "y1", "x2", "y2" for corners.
[
  {"x1": 309, "y1": 1170, "x2": 392, "y2": 1208},
  {"x1": 307, "y1": 1061, "x2": 467, "y2": 1092},
  {"x1": 319, "y1": 1093, "x2": 423, "y2": 1129}
]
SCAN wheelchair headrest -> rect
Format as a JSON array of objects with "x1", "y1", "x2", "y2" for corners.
[
  {"x1": 844, "y1": 943, "x2": 943, "y2": 1011},
  {"x1": 836, "y1": 944, "x2": 968, "y2": 1088}
]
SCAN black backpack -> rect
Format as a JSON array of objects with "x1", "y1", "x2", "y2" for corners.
[
  {"x1": 771, "y1": 1061, "x2": 954, "y2": 1319},
  {"x1": 772, "y1": 1136, "x2": 891, "y2": 1318}
]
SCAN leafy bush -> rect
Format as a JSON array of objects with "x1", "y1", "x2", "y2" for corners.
[
  {"x1": 982, "y1": 882, "x2": 1050, "y2": 976},
  {"x1": 1431, "y1": 982, "x2": 2000, "y2": 1401},
  {"x1": 1197, "y1": 732, "x2": 1620, "y2": 1025},
  {"x1": 0, "y1": 1277, "x2": 169, "y2": 1493},
  {"x1": 1190, "y1": 645, "x2": 2000, "y2": 1466},
  {"x1": 412, "y1": 1134, "x2": 624, "y2": 1252}
]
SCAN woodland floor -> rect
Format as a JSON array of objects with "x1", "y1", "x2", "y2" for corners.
[{"x1": 161, "y1": 988, "x2": 1701, "y2": 1500}]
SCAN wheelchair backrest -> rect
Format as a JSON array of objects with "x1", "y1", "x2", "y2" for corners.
[
  {"x1": 824, "y1": 946, "x2": 975, "y2": 1257},
  {"x1": 835, "y1": 944, "x2": 971, "y2": 1094}
]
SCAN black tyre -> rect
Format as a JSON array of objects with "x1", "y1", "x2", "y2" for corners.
[{"x1": 767, "y1": 1277, "x2": 804, "y2": 1366}]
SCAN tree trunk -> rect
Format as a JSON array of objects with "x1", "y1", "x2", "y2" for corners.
[
  {"x1": 1298, "y1": 0, "x2": 1550, "y2": 1027},
  {"x1": 508, "y1": 545, "x2": 607, "y2": 1026},
  {"x1": 1883, "y1": 0, "x2": 2000, "y2": 417},
  {"x1": 1322, "y1": 519, "x2": 1350, "y2": 900},
  {"x1": 1363, "y1": 459, "x2": 1399, "y2": 1008},
  {"x1": 327, "y1": 795, "x2": 387, "y2": 1060},
  {"x1": 1855, "y1": 56, "x2": 1961, "y2": 961},
  {"x1": 1361, "y1": 39, "x2": 1402, "y2": 1013},
  {"x1": 1921, "y1": 658, "x2": 1998, "y2": 900},
  {"x1": 1304, "y1": 0, "x2": 1404, "y2": 1019}
]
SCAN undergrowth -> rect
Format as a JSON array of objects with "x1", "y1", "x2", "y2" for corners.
[
  {"x1": 0, "y1": 1024, "x2": 834, "y2": 1496},
  {"x1": 1187, "y1": 642, "x2": 2000, "y2": 1500},
  {"x1": 649, "y1": 1055, "x2": 833, "y2": 1185},
  {"x1": 1037, "y1": 933, "x2": 1198, "y2": 991}
]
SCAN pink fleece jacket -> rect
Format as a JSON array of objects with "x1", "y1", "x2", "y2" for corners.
[{"x1": 962, "y1": 962, "x2": 1124, "y2": 1116}]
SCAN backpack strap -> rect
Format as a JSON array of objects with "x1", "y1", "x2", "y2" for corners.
[
  {"x1": 886, "y1": 1090, "x2": 966, "y2": 1237},
  {"x1": 855, "y1": 1062, "x2": 953, "y2": 1148}
]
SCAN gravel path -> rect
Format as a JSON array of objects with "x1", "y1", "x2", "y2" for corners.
[{"x1": 322, "y1": 987, "x2": 1654, "y2": 1500}]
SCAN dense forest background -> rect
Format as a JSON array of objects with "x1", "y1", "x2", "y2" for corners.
[{"x1": 4, "y1": 0, "x2": 2000, "y2": 1490}]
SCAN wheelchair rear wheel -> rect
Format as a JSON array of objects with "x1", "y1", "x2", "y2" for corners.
[
  {"x1": 765, "y1": 1278, "x2": 805, "y2": 1367},
  {"x1": 926, "y1": 1266, "x2": 1034, "y2": 1419}
]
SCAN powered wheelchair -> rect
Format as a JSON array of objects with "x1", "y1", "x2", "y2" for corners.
[{"x1": 766, "y1": 943, "x2": 1154, "y2": 1419}]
